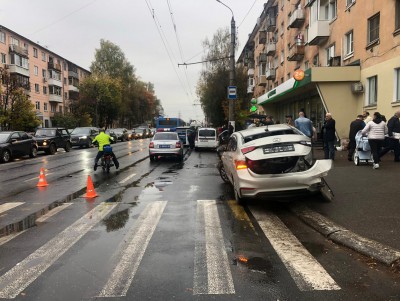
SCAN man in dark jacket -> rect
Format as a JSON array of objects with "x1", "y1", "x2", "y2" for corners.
[
  {"x1": 379, "y1": 110, "x2": 400, "y2": 161},
  {"x1": 348, "y1": 115, "x2": 366, "y2": 161},
  {"x1": 322, "y1": 113, "x2": 336, "y2": 160}
]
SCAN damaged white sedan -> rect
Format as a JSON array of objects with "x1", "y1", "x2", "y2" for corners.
[{"x1": 219, "y1": 124, "x2": 333, "y2": 202}]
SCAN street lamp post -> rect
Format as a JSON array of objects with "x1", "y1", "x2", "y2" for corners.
[{"x1": 216, "y1": 0, "x2": 235, "y2": 128}]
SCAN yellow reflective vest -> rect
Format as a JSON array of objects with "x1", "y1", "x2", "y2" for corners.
[{"x1": 92, "y1": 132, "x2": 113, "y2": 151}]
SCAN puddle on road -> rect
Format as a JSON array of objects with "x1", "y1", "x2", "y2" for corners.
[
  {"x1": 102, "y1": 208, "x2": 130, "y2": 232},
  {"x1": 234, "y1": 256, "x2": 274, "y2": 275},
  {"x1": 193, "y1": 163, "x2": 215, "y2": 169}
]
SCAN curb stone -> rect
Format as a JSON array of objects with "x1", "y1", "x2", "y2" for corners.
[{"x1": 289, "y1": 203, "x2": 400, "y2": 267}]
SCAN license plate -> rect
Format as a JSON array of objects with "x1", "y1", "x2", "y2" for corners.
[
  {"x1": 200, "y1": 139, "x2": 208, "y2": 142},
  {"x1": 263, "y1": 144, "x2": 295, "y2": 154},
  {"x1": 159, "y1": 145, "x2": 170, "y2": 149}
]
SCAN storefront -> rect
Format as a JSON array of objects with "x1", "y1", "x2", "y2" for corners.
[{"x1": 256, "y1": 66, "x2": 361, "y2": 140}]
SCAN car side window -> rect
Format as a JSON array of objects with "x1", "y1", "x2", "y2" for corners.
[
  {"x1": 11, "y1": 132, "x2": 20, "y2": 140},
  {"x1": 227, "y1": 137, "x2": 237, "y2": 151},
  {"x1": 20, "y1": 132, "x2": 29, "y2": 139},
  {"x1": 61, "y1": 130, "x2": 68, "y2": 135}
]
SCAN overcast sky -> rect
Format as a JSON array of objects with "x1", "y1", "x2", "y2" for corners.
[{"x1": 1, "y1": 0, "x2": 265, "y2": 122}]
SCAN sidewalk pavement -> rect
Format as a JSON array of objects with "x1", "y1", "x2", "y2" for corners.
[{"x1": 298, "y1": 146, "x2": 400, "y2": 265}]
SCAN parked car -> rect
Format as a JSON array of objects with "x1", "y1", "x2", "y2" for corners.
[
  {"x1": 105, "y1": 129, "x2": 118, "y2": 144},
  {"x1": 195, "y1": 127, "x2": 219, "y2": 150},
  {"x1": 70, "y1": 127, "x2": 99, "y2": 148},
  {"x1": 0, "y1": 131, "x2": 38, "y2": 163},
  {"x1": 112, "y1": 128, "x2": 130, "y2": 141},
  {"x1": 34, "y1": 128, "x2": 72, "y2": 155},
  {"x1": 220, "y1": 124, "x2": 332, "y2": 203},
  {"x1": 149, "y1": 132, "x2": 183, "y2": 162}
]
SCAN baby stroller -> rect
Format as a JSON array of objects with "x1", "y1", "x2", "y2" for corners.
[{"x1": 353, "y1": 131, "x2": 372, "y2": 166}]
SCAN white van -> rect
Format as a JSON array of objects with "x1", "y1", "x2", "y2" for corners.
[{"x1": 195, "y1": 128, "x2": 218, "y2": 150}]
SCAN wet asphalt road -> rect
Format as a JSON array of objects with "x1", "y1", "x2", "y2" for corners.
[{"x1": 0, "y1": 140, "x2": 399, "y2": 301}]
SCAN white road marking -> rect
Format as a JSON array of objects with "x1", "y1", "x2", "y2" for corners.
[
  {"x1": 0, "y1": 202, "x2": 24, "y2": 215},
  {"x1": 98, "y1": 201, "x2": 167, "y2": 297},
  {"x1": 35, "y1": 203, "x2": 73, "y2": 223},
  {"x1": 249, "y1": 207, "x2": 341, "y2": 291},
  {"x1": 118, "y1": 173, "x2": 137, "y2": 184},
  {"x1": 0, "y1": 231, "x2": 27, "y2": 247},
  {"x1": 193, "y1": 200, "x2": 235, "y2": 295},
  {"x1": 23, "y1": 172, "x2": 54, "y2": 183},
  {"x1": 0, "y1": 202, "x2": 117, "y2": 299}
]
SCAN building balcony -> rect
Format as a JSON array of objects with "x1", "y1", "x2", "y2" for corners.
[
  {"x1": 9, "y1": 45, "x2": 29, "y2": 57},
  {"x1": 48, "y1": 78, "x2": 62, "y2": 87},
  {"x1": 68, "y1": 85, "x2": 79, "y2": 92},
  {"x1": 68, "y1": 90, "x2": 79, "y2": 101},
  {"x1": 258, "y1": 75, "x2": 267, "y2": 87},
  {"x1": 257, "y1": 53, "x2": 267, "y2": 64},
  {"x1": 247, "y1": 68, "x2": 255, "y2": 77},
  {"x1": 289, "y1": 9, "x2": 305, "y2": 28},
  {"x1": 49, "y1": 94, "x2": 63, "y2": 103},
  {"x1": 287, "y1": 44, "x2": 305, "y2": 61},
  {"x1": 8, "y1": 65, "x2": 30, "y2": 77},
  {"x1": 265, "y1": 43, "x2": 276, "y2": 56},
  {"x1": 48, "y1": 62, "x2": 62, "y2": 72},
  {"x1": 247, "y1": 85, "x2": 254, "y2": 94},
  {"x1": 266, "y1": 17, "x2": 276, "y2": 32},
  {"x1": 68, "y1": 70, "x2": 79, "y2": 79},
  {"x1": 258, "y1": 31, "x2": 267, "y2": 44},
  {"x1": 266, "y1": 68, "x2": 276, "y2": 80},
  {"x1": 308, "y1": 20, "x2": 330, "y2": 46}
]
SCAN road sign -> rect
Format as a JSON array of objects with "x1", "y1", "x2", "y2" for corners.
[{"x1": 227, "y1": 86, "x2": 237, "y2": 100}]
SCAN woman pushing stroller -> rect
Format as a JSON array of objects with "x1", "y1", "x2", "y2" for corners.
[{"x1": 361, "y1": 112, "x2": 388, "y2": 169}]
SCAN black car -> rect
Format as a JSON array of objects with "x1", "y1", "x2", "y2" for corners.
[
  {"x1": 0, "y1": 131, "x2": 38, "y2": 163},
  {"x1": 112, "y1": 128, "x2": 130, "y2": 141},
  {"x1": 34, "y1": 128, "x2": 72, "y2": 155},
  {"x1": 105, "y1": 129, "x2": 118, "y2": 144},
  {"x1": 70, "y1": 127, "x2": 99, "y2": 148}
]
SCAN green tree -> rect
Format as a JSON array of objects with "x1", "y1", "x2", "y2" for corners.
[
  {"x1": 51, "y1": 112, "x2": 79, "y2": 129},
  {"x1": 7, "y1": 89, "x2": 41, "y2": 131}
]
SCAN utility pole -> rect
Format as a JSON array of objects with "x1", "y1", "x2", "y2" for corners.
[{"x1": 229, "y1": 16, "x2": 235, "y2": 127}]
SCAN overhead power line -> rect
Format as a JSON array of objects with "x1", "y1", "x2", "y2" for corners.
[
  {"x1": 178, "y1": 56, "x2": 230, "y2": 67},
  {"x1": 238, "y1": 0, "x2": 258, "y2": 28}
]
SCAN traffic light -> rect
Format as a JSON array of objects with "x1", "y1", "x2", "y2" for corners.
[{"x1": 250, "y1": 98, "x2": 257, "y2": 112}]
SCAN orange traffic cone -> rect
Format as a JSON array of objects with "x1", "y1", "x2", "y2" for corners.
[
  {"x1": 37, "y1": 168, "x2": 48, "y2": 187},
  {"x1": 84, "y1": 175, "x2": 98, "y2": 198}
]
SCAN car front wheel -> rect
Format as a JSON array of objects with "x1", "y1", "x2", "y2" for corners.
[
  {"x1": 29, "y1": 147, "x2": 38, "y2": 158},
  {"x1": 64, "y1": 142, "x2": 71, "y2": 152},
  {"x1": 1, "y1": 150, "x2": 11, "y2": 163}
]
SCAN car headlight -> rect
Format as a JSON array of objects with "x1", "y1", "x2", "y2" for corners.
[
  {"x1": 80, "y1": 136, "x2": 87, "y2": 139},
  {"x1": 43, "y1": 141, "x2": 47, "y2": 146}
]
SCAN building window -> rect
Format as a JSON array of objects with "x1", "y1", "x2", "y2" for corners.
[
  {"x1": 280, "y1": 50, "x2": 284, "y2": 64},
  {"x1": 345, "y1": 30, "x2": 353, "y2": 56},
  {"x1": 63, "y1": 62, "x2": 67, "y2": 71},
  {"x1": 287, "y1": 73, "x2": 291, "y2": 80},
  {"x1": 10, "y1": 53, "x2": 29, "y2": 69},
  {"x1": 35, "y1": 101, "x2": 40, "y2": 110},
  {"x1": 64, "y1": 92, "x2": 68, "y2": 99},
  {"x1": 280, "y1": 22, "x2": 284, "y2": 36},
  {"x1": 259, "y1": 63, "x2": 266, "y2": 76},
  {"x1": 41, "y1": 52, "x2": 46, "y2": 62},
  {"x1": 274, "y1": 56, "x2": 279, "y2": 69},
  {"x1": 368, "y1": 13, "x2": 380, "y2": 44},
  {"x1": 49, "y1": 85, "x2": 62, "y2": 95},
  {"x1": 51, "y1": 104, "x2": 57, "y2": 113},
  {"x1": 42, "y1": 69, "x2": 47, "y2": 78},
  {"x1": 43, "y1": 86, "x2": 47, "y2": 94},
  {"x1": 44, "y1": 103, "x2": 48, "y2": 111},
  {"x1": 64, "y1": 78, "x2": 67, "y2": 85},
  {"x1": 33, "y1": 48, "x2": 38, "y2": 58},
  {"x1": 396, "y1": 68, "x2": 400, "y2": 102},
  {"x1": 1, "y1": 53, "x2": 6, "y2": 64},
  {"x1": 280, "y1": 77, "x2": 284, "y2": 84},
  {"x1": 319, "y1": 0, "x2": 337, "y2": 20},
  {"x1": 313, "y1": 54, "x2": 319, "y2": 66},
  {"x1": 0, "y1": 31, "x2": 5, "y2": 44},
  {"x1": 367, "y1": 76, "x2": 377, "y2": 105},
  {"x1": 304, "y1": 60, "x2": 309, "y2": 70},
  {"x1": 346, "y1": 0, "x2": 355, "y2": 7},
  {"x1": 10, "y1": 37, "x2": 19, "y2": 46},
  {"x1": 326, "y1": 44, "x2": 335, "y2": 65},
  {"x1": 34, "y1": 66, "x2": 38, "y2": 76},
  {"x1": 396, "y1": 0, "x2": 400, "y2": 31},
  {"x1": 35, "y1": 84, "x2": 40, "y2": 93}
]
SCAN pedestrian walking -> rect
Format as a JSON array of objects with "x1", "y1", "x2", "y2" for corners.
[
  {"x1": 295, "y1": 111, "x2": 313, "y2": 138},
  {"x1": 361, "y1": 112, "x2": 388, "y2": 169},
  {"x1": 348, "y1": 115, "x2": 366, "y2": 161},
  {"x1": 379, "y1": 110, "x2": 400, "y2": 162},
  {"x1": 322, "y1": 113, "x2": 336, "y2": 160}
]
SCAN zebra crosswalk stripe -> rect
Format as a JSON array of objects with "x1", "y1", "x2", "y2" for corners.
[
  {"x1": 0, "y1": 202, "x2": 117, "y2": 299},
  {"x1": 98, "y1": 201, "x2": 167, "y2": 298},
  {"x1": 0, "y1": 202, "x2": 24, "y2": 215},
  {"x1": 249, "y1": 206, "x2": 341, "y2": 291},
  {"x1": 193, "y1": 200, "x2": 235, "y2": 295}
]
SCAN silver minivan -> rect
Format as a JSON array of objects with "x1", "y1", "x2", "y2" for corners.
[{"x1": 195, "y1": 128, "x2": 218, "y2": 150}]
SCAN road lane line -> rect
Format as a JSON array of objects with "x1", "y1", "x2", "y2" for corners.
[
  {"x1": 35, "y1": 203, "x2": 73, "y2": 223},
  {"x1": 118, "y1": 173, "x2": 137, "y2": 184},
  {"x1": 23, "y1": 172, "x2": 54, "y2": 183},
  {"x1": 193, "y1": 200, "x2": 235, "y2": 295},
  {"x1": 0, "y1": 202, "x2": 24, "y2": 215},
  {"x1": 98, "y1": 201, "x2": 167, "y2": 297},
  {"x1": 249, "y1": 207, "x2": 341, "y2": 291},
  {"x1": 0, "y1": 231, "x2": 27, "y2": 247},
  {"x1": 0, "y1": 202, "x2": 117, "y2": 299}
]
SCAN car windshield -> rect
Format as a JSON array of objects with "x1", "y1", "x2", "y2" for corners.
[
  {"x1": 243, "y1": 129, "x2": 300, "y2": 143},
  {"x1": 0, "y1": 133, "x2": 10, "y2": 143},
  {"x1": 71, "y1": 128, "x2": 90, "y2": 135},
  {"x1": 154, "y1": 133, "x2": 178, "y2": 140},
  {"x1": 199, "y1": 130, "x2": 215, "y2": 137},
  {"x1": 35, "y1": 129, "x2": 56, "y2": 137}
]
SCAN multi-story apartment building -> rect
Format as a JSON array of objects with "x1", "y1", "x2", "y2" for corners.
[
  {"x1": 239, "y1": 0, "x2": 400, "y2": 140},
  {"x1": 0, "y1": 25, "x2": 90, "y2": 128}
]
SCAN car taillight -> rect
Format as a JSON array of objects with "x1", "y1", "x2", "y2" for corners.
[
  {"x1": 176, "y1": 142, "x2": 181, "y2": 148},
  {"x1": 149, "y1": 142, "x2": 154, "y2": 148},
  {"x1": 241, "y1": 146, "x2": 257, "y2": 154},
  {"x1": 235, "y1": 160, "x2": 248, "y2": 170}
]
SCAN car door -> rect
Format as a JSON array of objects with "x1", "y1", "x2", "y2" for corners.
[
  {"x1": 61, "y1": 129, "x2": 70, "y2": 146},
  {"x1": 19, "y1": 132, "x2": 33, "y2": 156},
  {"x1": 9, "y1": 132, "x2": 23, "y2": 156},
  {"x1": 222, "y1": 136, "x2": 238, "y2": 182}
]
